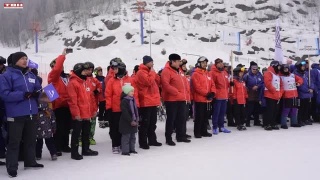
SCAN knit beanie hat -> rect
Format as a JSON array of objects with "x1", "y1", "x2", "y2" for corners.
[
  {"x1": 12, "y1": 52, "x2": 27, "y2": 65},
  {"x1": 169, "y1": 54, "x2": 181, "y2": 61},
  {"x1": 214, "y1": 58, "x2": 223, "y2": 65},
  {"x1": 249, "y1": 61, "x2": 258, "y2": 68},
  {"x1": 122, "y1": 84, "x2": 134, "y2": 95},
  {"x1": 0, "y1": 56, "x2": 6, "y2": 64},
  {"x1": 7, "y1": 54, "x2": 13, "y2": 66},
  {"x1": 143, "y1": 56, "x2": 153, "y2": 65}
]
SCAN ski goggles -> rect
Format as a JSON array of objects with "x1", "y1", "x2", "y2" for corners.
[{"x1": 111, "y1": 61, "x2": 119, "y2": 67}]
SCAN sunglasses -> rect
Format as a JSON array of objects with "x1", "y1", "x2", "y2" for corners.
[
  {"x1": 252, "y1": 68, "x2": 258, "y2": 71},
  {"x1": 301, "y1": 61, "x2": 306, "y2": 65}
]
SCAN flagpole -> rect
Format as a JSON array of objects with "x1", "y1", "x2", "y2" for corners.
[
  {"x1": 308, "y1": 54, "x2": 311, "y2": 103},
  {"x1": 308, "y1": 54, "x2": 311, "y2": 87}
]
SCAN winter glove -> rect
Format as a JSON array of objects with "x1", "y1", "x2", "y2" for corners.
[
  {"x1": 31, "y1": 91, "x2": 40, "y2": 98},
  {"x1": 93, "y1": 89, "x2": 99, "y2": 95},
  {"x1": 206, "y1": 92, "x2": 215, "y2": 100},
  {"x1": 131, "y1": 121, "x2": 138, "y2": 127},
  {"x1": 230, "y1": 81, "x2": 235, "y2": 86},
  {"x1": 24, "y1": 92, "x2": 33, "y2": 99}
]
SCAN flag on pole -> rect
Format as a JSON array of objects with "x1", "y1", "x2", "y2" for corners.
[
  {"x1": 27, "y1": 59, "x2": 38, "y2": 69},
  {"x1": 43, "y1": 83, "x2": 59, "y2": 102},
  {"x1": 274, "y1": 19, "x2": 284, "y2": 64}
]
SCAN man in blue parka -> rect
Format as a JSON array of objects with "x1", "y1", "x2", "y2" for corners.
[
  {"x1": 0, "y1": 52, "x2": 43, "y2": 178},
  {"x1": 0, "y1": 56, "x2": 6, "y2": 166},
  {"x1": 243, "y1": 61, "x2": 264, "y2": 126}
]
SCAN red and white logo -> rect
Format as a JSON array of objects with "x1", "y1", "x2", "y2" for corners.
[{"x1": 3, "y1": 3, "x2": 23, "y2": 9}]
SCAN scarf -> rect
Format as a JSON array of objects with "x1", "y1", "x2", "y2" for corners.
[{"x1": 124, "y1": 96, "x2": 139, "y2": 122}]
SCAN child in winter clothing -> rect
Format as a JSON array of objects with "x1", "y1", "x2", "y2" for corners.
[
  {"x1": 36, "y1": 92, "x2": 58, "y2": 161},
  {"x1": 231, "y1": 67, "x2": 248, "y2": 131},
  {"x1": 119, "y1": 84, "x2": 139, "y2": 156}
]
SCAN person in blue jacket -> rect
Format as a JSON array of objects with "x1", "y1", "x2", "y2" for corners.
[
  {"x1": 0, "y1": 52, "x2": 43, "y2": 178},
  {"x1": 0, "y1": 56, "x2": 7, "y2": 166},
  {"x1": 311, "y1": 63, "x2": 320, "y2": 122},
  {"x1": 293, "y1": 60, "x2": 314, "y2": 126},
  {"x1": 243, "y1": 61, "x2": 263, "y2": 126}
]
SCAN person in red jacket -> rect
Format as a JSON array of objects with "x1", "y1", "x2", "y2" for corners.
[
  {"x1": 210, "y1": 58, "x2": 231, "y2": 134},
  {"x1": 135, "y1": 56, "x2": 162, "y2": 149},
  {"x1": 263, "y1": 61, "x2": 284, "y2": 130},
  {"x1": 191, "y1": 57, "x2": 216, "y2": 138},
  {"x1": 67, "y1": 63, "x2": 98, "y2": 160},
  {"x1": 105, "y1": 58, "x2": 122, "y2": 86},
  {"x1": 231, "y1": 67, "x2": 248, "y2": 131},
  {"x1": 161, "y1": 54, "x2": 191, "y2": 146},
  {"x1": 179, "y1": 59, "x2": 192, "y2": 139},
  {"x1": 48, "y1": 49, "x2": 72, "y2": 156},
  {"x1": 105, "y1": 62, "x2": 139, "y2": 154},
  {"x1": 84, "y1": 62, "x2": 102, "y2": 145},
  {"x1": 280, "y1": 64, "x2": 303, "y2": 129}
]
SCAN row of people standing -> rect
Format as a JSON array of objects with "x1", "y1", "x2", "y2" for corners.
[{"x1": 0, "y1": 49, "x2": 319, "y2": 178}]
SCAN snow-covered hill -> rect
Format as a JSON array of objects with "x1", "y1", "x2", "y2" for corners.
[{"x1": 0, "y1": 0, "x2": 319, "y2": 75}]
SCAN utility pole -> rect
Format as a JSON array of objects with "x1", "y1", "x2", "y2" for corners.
[
  {"x1": 133, "y1": 1, "x2": 151, "y2": 45},
  {"x1": 30, "y1": 22, "x2": 45, "y2": 53}
]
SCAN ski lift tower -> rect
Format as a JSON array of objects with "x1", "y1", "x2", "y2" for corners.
[{"x1": 133, "y1": 1, "x2": 151, "y2": 45}]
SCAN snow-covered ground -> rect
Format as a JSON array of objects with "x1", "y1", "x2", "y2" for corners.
[{"x1": 1, "y1": 121, "x2": 319, "y2": 180}]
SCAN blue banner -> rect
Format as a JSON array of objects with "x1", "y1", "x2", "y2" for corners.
[
  {"x1": 43, "y1": 83, "x2": 59, "y2": 102},
  {"x1": 28, "y1": 59, "x2": 38, "y2": 69}
]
